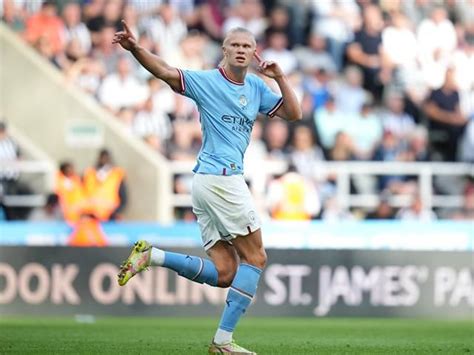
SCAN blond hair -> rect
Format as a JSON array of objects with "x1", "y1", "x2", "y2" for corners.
[{"x1": 220, "y1": 28, "x2": 256, "y2": 67}]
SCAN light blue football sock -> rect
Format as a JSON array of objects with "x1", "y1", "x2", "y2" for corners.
[
  {"x1": 218, "y1": 263, "x2": 262, "y2": 332},
  {"x1": 163, "y1": 251, "x2": 218, "y2": 286}
]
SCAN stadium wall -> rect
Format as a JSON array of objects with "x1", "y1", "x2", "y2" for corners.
[
  {"x1": 0, "y1": 24, "x2": 172, "y2": 222},
  {"x1": 0, "y1": 221, "x2": 472, "y2": 318}
]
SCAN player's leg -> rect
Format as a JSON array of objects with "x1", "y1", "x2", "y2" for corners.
[
  {"x1": 118, "y1": 203, "x2": 238, "y2": 287},
  {"x1": 210, "y1": 228, "x2": 265, "y2": 353}
]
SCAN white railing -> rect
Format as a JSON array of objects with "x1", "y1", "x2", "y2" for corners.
[
  {"x1": 170, "y1": 161, "x2": 474, "y2": 210},
  {"x1": 0, "y1": 161, "x2": 55, "y2": 207}
]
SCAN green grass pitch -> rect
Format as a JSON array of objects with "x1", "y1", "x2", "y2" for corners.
[{"x1": 0, "y1": 317, "x2": 472, "y2": 354}]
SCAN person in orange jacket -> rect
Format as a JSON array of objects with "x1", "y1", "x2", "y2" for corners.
[
  {"x1": 55, "y1": 161, "x2": 87, "y2": 225},
  {"x1": 83, "y1": 149, "x2": 127, "y2": 221}
]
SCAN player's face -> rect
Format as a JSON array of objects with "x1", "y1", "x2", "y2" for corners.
[{"x1": 223, "y1": 33, "x2": 256, "y2": 68}]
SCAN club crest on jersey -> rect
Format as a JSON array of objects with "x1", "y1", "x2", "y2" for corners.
[{"x1": 239, "y1": 95, "x2": 248, "y2": 108}]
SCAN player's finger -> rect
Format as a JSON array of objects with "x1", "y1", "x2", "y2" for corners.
[
  {"x1": 121, "y1": 20, "x2": 132, "y2": 34},
  {"x1": 253, "y1": 52, "x2": 263, "y2": 64}
]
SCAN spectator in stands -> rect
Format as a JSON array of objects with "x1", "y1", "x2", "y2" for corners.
[
  {"x1": 23, "y1": 0, "x2": 64, "y2": 55},
  {"x1": 345, "y1": 101, "x2": 383, "y2": 160},
  {"x1": 66, "y1": 57, "x2": 105, "y2": 96},
  {"x1": 133, "y1": 96, "x2": 172, "y2": 147},
  {"x1": 310, "y1": 0, "x2": 360, "y2": 71},
  {"x1": 293, "y1": 33, "x2": 337, "y2": 75},
  {"x1": 450, "y1": 182, "x2": 474, "y2": 220},
  {"x1": 222, "y1": 0, "x2": 266, "y2": 40},
  {"x1": 313, "y1": 96, "x2": 346, "y2": 154},
  {"x1": 144, "y1": 2, "x2": 187, "y2": 63},
  {"x1": 346, "y1": 4, "x2": 392, "y2": 102},
  {"x1": 98, "y1": 55, "x2": 148, "y2": 113},
  {"x1": 62, "y1": 2, "x2": 91, "y2": 55},
  {"x1": 266, "y1": 166, "x2": 320, "y2": 221},
  {"x1": 91, "y1": 25, "x2": 122, "y2": 74},
  {"x1": 396, "y1": 194, "x2": 437, "y2": 221},
  {"x1": 381, "y1": 12, "x2": 418, "y2": 93},
  {"x1": 264, "y1": 5, "x2": 291, "y2": 46},
  {"x1": 303, "y1": 68, "x2": 334, "y2": 113},
  {"x1": 263, "y1": 119, "x2": 290, "y2": 161},
  {"x1": 29, "y1": 193, "x2": 63, "y2": 221},
  {"x1": 407, "y1": 125, "x2": 430, "y2": 162},
  {"x1": 0, "y1": 121, "x2": 20, "y2": 195},
  {"x1": 83, "y1": 149, "x2": 127, "y2": 221},
  {"x1": 328, "y1": 131, "x2": 355, "y2": 161},
  {"x1": 381, "y1": 92, "x2": 416, "y2": 148},
  {"x1": 55, "y1": 161, "x2": 86, "y2": 225},
  {"x1": 289, "y1": 125, "x2": 325, "y2": 180},
  {"x1": 86, "y1": 0, "x2": 122, "y2": 37},
  {"x1": 334, "y1": 65, "x2": 368, "y2": 115},
  {"x1": 320, "y1": 195, "x2": 354, "y2": 222},
  {"x1": 1, "y1": 0, "x2": 26, "y2": 32},
  {"x1": 262, "y1": 31, "x2": 298, "y2": 75},
  {"x1": 458, "y1": 118, "x2": 474, "y2": 163},
  {"x1": 374, "y1": 130, "x2": 417, "y2": 195},
  {"x1": 365, "y1": 193, "x2": 395, "y2": 220},
  {"x1": 424, "y1": 67, "x2": 467, "y2": 161}
]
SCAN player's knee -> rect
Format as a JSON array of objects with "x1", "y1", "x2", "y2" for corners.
[
  {"x1": 217, "y1": 267, "x2": 237, "y2": 288},
  {"x1": 244, "y1": 249, "x2": 267, "y2": 270}
]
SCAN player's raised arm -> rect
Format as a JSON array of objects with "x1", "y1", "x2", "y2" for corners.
[
  {"x1": 113, "y1": 20, "x2": 182, "y2": 92},
  {"x1": 254, "y1": 52, "x2": 302, "y2": 121}
]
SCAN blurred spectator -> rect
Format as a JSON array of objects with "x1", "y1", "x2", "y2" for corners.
[
  {"x1": 346, "y1": 4, "x2": 392, "y2": 102},
  {"x1": 29, "y1": 193, "x2": 63, "y2": 221},
  {"x1": 345, "y1": 102, "x2": 383, "y2": 160},
  {"x1": 86, "y1": 0, "x2": 122, "y2": 36},
  {"x1": 365, "y1": 193, "x2": 395, "y2": 220},
  {"x1": 83, "y1": 149, "x2": 127, "y2": 221},
  {"x1": 133, "y1": 96, "x2": 172, "y2": 148},
  {"x1": 382, "y1": 12, "x2": 418, "y2": 92},
  {"x1": 289, "y1": 125, "x2": 324, "y2": 180},
  {"x1": 417, "y1": 7, "x2": 457, "y2": 62},
  {"x1": 329, "y1": 131, "x2": 355, "y2": 161},
  {"x1": 263, "y1": 119, "x2": 289, "y2": 161},
  {"x1": 424, "y1": 67, "x2": 467, "y2": 161},
  {"x1": 303, "y1": 68, "x2": 333, "y2": 113},
  {"x1": 374, "y1": 130, "x2": 417, "y2": 194},
  {"x1": 262, "y1": 31, "x2": 298, "y2": 75},
  {"x1": 458, "y1": 119, "x2": 474, "y2": 163},
  {"x1": 321, "y1": 195, "x2": 354, "y2": 222},
  {"x1": 266, "y1": 167, "x2": 320, "y2": 220},
  {"x1": 381, "y1": 92, "x2": 416, "y2": 146},
  {"x1": 66, "y1": 57, "x2": 105, "y2": 96},
  {"x1": 0, "y1": 121, "x2": 20, "y2": 193},
  {"x1": 1, "y1": 0, "x2": 26, "y2": 32},
  {"x1": 396, "y1": 194, "x2": 437, "y2": 221},
  {"x1": 333, "y1": 65, "x2": 367, "y2": 115},
  {"x1": 294, "y1": 33, "x2": 336, "y2": 74},
  {"x1": 450, "y1": 182, "x2": 474, "y2": 220},
  {"x1": 311, "y1": 0, "x2": 360, "y2": 71},
  {"x1": 313, "y1": 96, "x2": 346, "y2": 153},
  {"x1": 264, "y1": 5, "x2": 291, "y2": 45},
  {"x1": 62, "y1": 2, "x2": 92, "y2": 55},
  {"x1": 144, "y1": 2, "x2": 187, "y2": 63},
  {"x1": 91, "y1": 25, "x2": 121, "y2": 74},
  {"x1": 55, "y1": 161, "x2": 86, "y2": 225},
  {"x1": 222, "y1": 0, "x2": 266, "y2": 40},
  {"x1": 23, "y1": 0, "x2": 64, "y2": 55},
  {"x1": 98, "y1": 55, "x2": 148, "y2": 113},
  {"x1": 407, "y1": 125, "x2": 430, "y2": 162}
]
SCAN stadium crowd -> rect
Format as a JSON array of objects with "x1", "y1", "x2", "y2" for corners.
[{"x1": 0, "y1": 0, "x2": 473, "y2": 222}]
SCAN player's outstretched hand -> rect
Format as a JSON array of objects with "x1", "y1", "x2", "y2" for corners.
[
  {"x1": 112, "y1": 20, "x2": 137, "y2": 51},
  {"x1": 254, "y1": 52, "x2": 284, "y2": 79}
]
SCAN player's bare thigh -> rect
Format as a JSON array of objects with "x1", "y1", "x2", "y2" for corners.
[
  {"x1": 232, "y1": 228, "x2": 267, "y2": 269},
  {"x1": 207, "y1": 240, "x2": 239, "y2": 287}
]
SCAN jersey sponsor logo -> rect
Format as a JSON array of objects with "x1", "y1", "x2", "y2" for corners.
[{"x1": 221, "y1": 115, "x2": 253, "y2": 133}]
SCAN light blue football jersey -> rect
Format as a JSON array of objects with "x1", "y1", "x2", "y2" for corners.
[{"x1": 175, "y1": 67, "x2": 283, "y2": 176}]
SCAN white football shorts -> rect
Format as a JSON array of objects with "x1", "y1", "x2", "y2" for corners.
[{"x1": 192, "y1": 173, "x2": 261, "y2": 251}]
